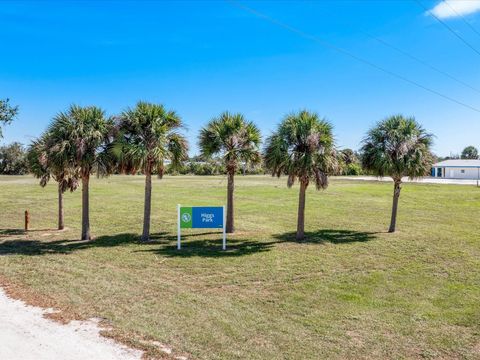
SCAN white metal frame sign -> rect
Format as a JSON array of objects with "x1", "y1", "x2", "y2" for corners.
[{"x1": 177, "y1": 204, "x2": 226, "y2": 250}]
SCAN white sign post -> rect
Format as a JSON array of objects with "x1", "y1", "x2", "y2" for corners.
[
  {"x1": 222, "y1": 205, "x2": 226, "y2": 251},
  {"x1": 177, "y1": 204, "x2": 181, "y2": 250}
]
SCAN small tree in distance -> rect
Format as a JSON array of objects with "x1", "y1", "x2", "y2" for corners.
[
  {"x1": 361, "y1": 115, "x2": 433, "y2": 233},
  {"x1": 0, "y1": 98, "x2": 18, "y2": 139},
  {"x1": 461, "y1": 146, "x2": 479, "y2": 160},
  {"x1": 0, "y1": 142, "x2": 28, "y2": 175},
  {"x1": 264, "y1": 110, "x2": 337, "y2": 241}
]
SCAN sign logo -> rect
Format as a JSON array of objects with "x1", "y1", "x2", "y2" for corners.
[{"x1": 181, "y1": 213, "x2": 191, "y2": 223}]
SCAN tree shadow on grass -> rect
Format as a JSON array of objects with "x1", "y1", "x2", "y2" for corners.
[
  {"x1": 137, "y1": 230, "x2": 275, "y2": 258},
  {"x1": 0, "y1": 233, "x2": 139, "y2": 256},
  {"x1": 141, "y1": 229, "x2": 378, "y2": 258},
  {"x1": 0, "y1": 228, "x2": 379, "y2": 258},
  {"x1": 0, "y1": 229, "x2": 26, "y2": 236},
  {"x1": 273, "y1": 229, "x2": 379, "y2": 244},
  {"x1": 138, "y1": 238, "x2": 277, "y2": 258},
  {"x1": 148, "y1": 231, "x2": 221, "y2": 243}
]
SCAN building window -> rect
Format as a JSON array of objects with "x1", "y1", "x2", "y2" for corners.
[{"x1": 461, "y1": 170, "x2": 465, "y2": 174}]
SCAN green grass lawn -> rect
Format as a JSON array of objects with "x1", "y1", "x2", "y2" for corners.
[{"x1": 0, "y1": 175, "x2": 479, "y2": 359}]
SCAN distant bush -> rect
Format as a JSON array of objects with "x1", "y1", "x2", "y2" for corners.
[
  {"x1": 336, "y1": 148, "x2": 364, "y2": 176},
  {"x1": 0, "y1": 142, "x2": 28, "y2": 175},
  {"x1": 461, "y1": 146, "x2": 479, "y2": 160},
  {"x1": 241, "y1": 165, "x2": 265, "y2": 175},
  {"x1": 165, "y1": 158, "x2": 265, "y2": 176},
  {"x1": 343, "y1": 163, "x2": 363, "y2": 175}
]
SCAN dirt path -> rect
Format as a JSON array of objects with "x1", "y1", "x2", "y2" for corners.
[{"x1": 0, "y1": 287, "x2": 142, "y2": 360}]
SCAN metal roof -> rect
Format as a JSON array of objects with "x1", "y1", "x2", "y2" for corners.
[{"x1": 433, "y1": 159, "x2": 480, "y2": 168}]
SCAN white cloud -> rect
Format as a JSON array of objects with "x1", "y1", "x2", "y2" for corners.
[{"x1": 429, "y1": 0, "x2": 480, "y2": 19}]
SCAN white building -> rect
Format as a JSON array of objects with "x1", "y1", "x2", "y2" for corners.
[{"x1": 432, "y1": 159, "x2": 480, "y2": 179}]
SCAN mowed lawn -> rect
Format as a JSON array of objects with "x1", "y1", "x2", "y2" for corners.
[{"x1": 0, "y1": 175, "x2": 479, "y2": 359}]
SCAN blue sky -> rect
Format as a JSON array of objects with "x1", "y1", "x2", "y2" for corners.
[{"x1": 1, "y1": 0, "x2": 480, "y2": 156}]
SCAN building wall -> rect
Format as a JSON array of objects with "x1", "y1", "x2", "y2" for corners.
[{"x1": 443, "y1": 167, "x2": 480, "y2": 179}]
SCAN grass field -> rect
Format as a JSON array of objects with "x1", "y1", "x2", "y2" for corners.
[{"x1": 0, "y1": 175, "x2": 479, "y2": 359}]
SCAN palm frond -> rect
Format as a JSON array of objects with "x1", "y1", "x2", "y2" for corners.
[
  {"x1": 264, "y1": 110, "x2": 337, "y2": 190},
  {"x1": 27, "y1": 127, "x2": 80, "y2": 192},
  {"x1": 361, "y1": 115, "x2": 434, "y2": 180},
  {"x1": 45, "y1": 104, "x2": 112, "y2": 178},
  {"x1": 198, "y1": 111, "x2": 261, "y2": 173},
  {"x1": 112, "y1": 102, "x2": 189, "y2": 176}
]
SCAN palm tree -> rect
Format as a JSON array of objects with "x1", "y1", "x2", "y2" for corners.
[
  {"x1": 199, "y1": 112, "x2": 261, "y2": 233},
  {"x1": 264, "y1": 110, "x2": 337, "y2": 241},
  {"x1": 47, "y1": 105, "x2": 113, "y2": 240},
  {"x1": 27, "y1": 133, "x2": 79, "y2": 230},
  {"x1": 361, "y1": 115, "x2": 433, "y2": 233},
  {"x1": 113, "y1": 102, "x2": 188, "y2": 242}
]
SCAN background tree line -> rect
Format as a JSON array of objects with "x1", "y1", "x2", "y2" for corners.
[
  {"x1": 4, "y1": 144, "x2": 476, "y2": 177},
  {"x1": 0, "y1": 145, "x2": 364, "y2": 176},
  {"x1": 3, "y1": 144, "x2": 477, "y2": 177}
]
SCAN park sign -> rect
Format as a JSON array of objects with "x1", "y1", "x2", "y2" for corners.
[
  {"x1": 180, "y1": 206, "x2": 224, "y2": 229},
  {"x1": 177, "y1": 205, "x2": 226, "y2": 250}
]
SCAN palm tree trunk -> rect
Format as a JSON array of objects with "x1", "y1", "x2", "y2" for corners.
[
  {"x1": 81, "y1": 173, "x2": 91, "y2": 240},
  {"x1": 296, "y1": 181, "x2": 307, "y2": 241},
  {"x1": 389, "y1": 180, "x2": 402, "y2": 233},
  {"x1": 226, "y1": 170, "x2": 235, "y2": 233},
  {"x1": 142, "y1": 168, "x2": 152, "y2": 242},
  {"x1": 58, "y1": 183, "x2": 64, "y2": 231}
]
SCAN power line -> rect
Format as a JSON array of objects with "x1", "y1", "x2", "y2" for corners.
[
  {"x1": 443, "y1": 0, "x2": 480, "y2": 39},
  {"x1": 227, "y1": 0, "x2": 480, "y2": 114},
  {"x1": 364, "y1": 31, "x2": 480, "y2": 94},
  {"x1": 414, "y1": 0, "x2": 480, "y2": 57}
]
